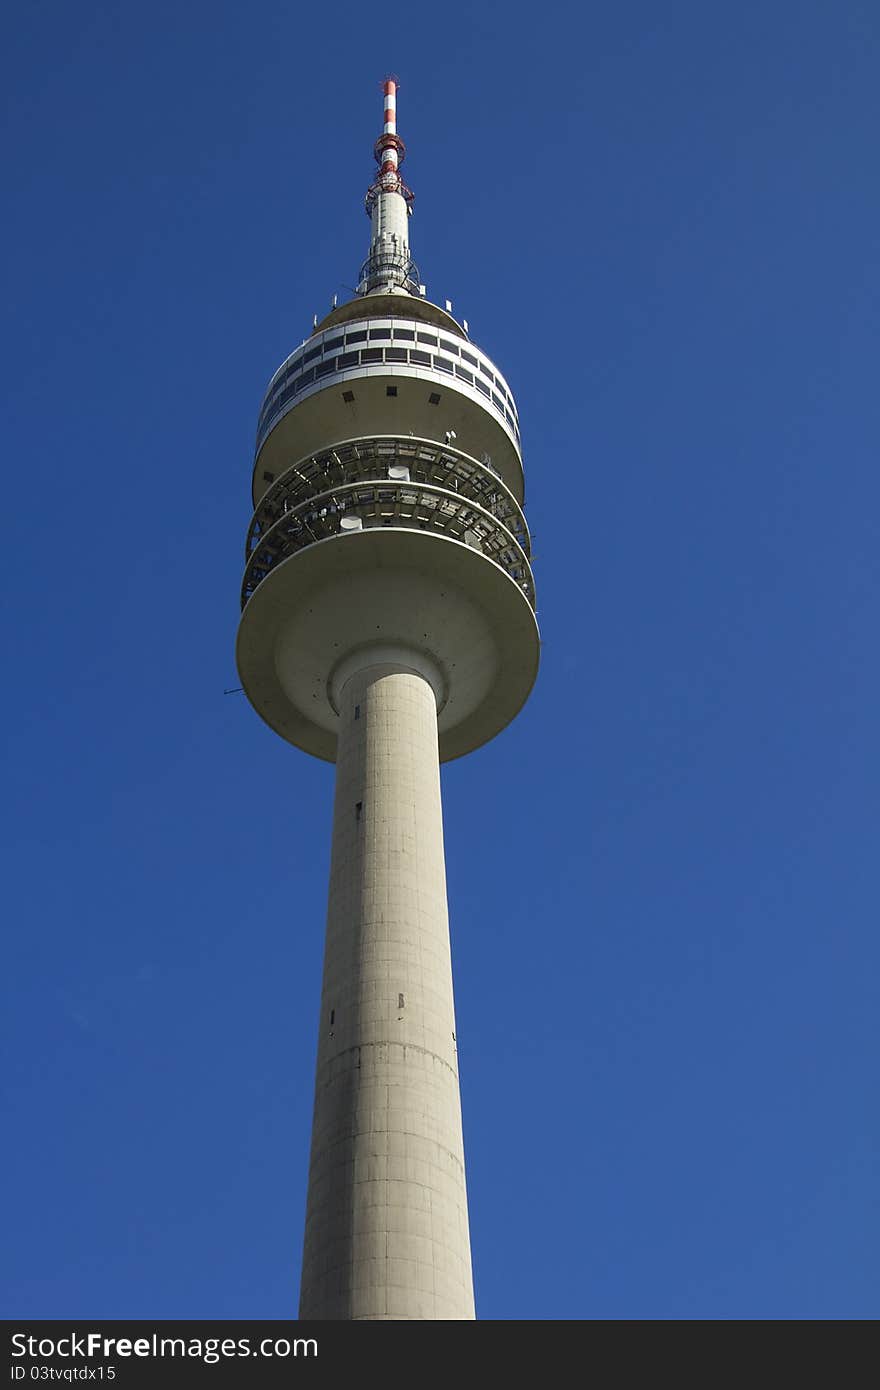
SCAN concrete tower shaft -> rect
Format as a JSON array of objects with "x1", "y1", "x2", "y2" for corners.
[
  {"x1": 300, "y1": 661, "x2": 474, "y2": 1319},
  {"x1": 236, "y1": 79, "x2": 539, "y2": 1320}
]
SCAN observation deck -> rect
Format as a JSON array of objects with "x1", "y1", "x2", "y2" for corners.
[
  {"x1": 242, "y1": 435, "x2": 534, "y2": 612},
  {"x1": 252, "y1": 310, "x2": 523, "y2": 507}
]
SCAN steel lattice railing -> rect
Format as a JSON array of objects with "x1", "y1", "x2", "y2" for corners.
[
  {"x1": 241, "y1": 475, "x2": 535, "y2": 612},
  {"x1": 248, "y1": 436, "x2": 530, "y2": 560}
]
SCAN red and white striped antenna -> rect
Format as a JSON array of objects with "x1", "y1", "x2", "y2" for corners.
[
  {"x1": 365, "y1": 76, "x2": 414, "y2": 215},
  {"x1": 359, "y1": 77, "x2": 420, "y2": 296}
]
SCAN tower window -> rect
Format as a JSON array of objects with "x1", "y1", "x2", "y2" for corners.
[
  {"x1": 346, "y1": 330, "x2": 366, "y2": 344},
  {"x1": 338, "y1": 352, "x2": 358, "y2": 369},
  {"x1": 428, "y1": 392, "x2": 441, "y2": 405},
  {"x1": 394, "y1": 329, "x2": 414, "y2": 341},
  {"x1": 342, "y1": 390, "x2": 355, "y2": 403},
  {"x1": 385, "y1": 347, "x2": 406, "y2": 362},
  {"x1": 368, "y1": 327, "x2": 391, "y2": 340},
  {"x1": 398, "y1": 993, "x2": 405, "y2": 1009},
  {"x1": 417, "y1": 332, "x2": 438, "y2": 346},
  {"x1": 362, "y1": 347, "x2": 382, "y2": 363},
  {"x1": 410, "y1": 349, "x2": 430, "y2": 365},
  {"x1": 355, "y1": 801, "x2": 363, "y2": 820},
  {"x1": 354, "y1": 704, "x2": 360, "y2": 719},
  {"x1": 386, "y1": 386, "x2": 398, "y2": 397}
]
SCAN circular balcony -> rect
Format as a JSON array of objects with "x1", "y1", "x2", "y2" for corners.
[
  {"x1": 247, "y1": 435, "x2": 530, "y2": 561},
  {"x1": 241, "y1": 475, "x2": 534, "y2": 614}
]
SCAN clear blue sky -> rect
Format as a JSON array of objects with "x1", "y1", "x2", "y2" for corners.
[{"x1": 3, "y1": 1, "x2": 878, "y2": 1320}]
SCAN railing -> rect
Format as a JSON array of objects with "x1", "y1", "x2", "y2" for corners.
[
  {"x1": 247, "y1": 437, "x2": 530, "y2": 562},
  {"x1": 357, "y1": 247, "x2": 420, "y2": 296},
  {"x1": 241, "y1": 478, "x2": 536, "y2": 613}
]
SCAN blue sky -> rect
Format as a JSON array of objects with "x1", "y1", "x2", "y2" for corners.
[{"x1": 2, "y1": 1, "x2": 878, "y2": 1320}]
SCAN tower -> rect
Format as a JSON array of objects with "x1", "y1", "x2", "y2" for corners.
[{"x1": 236, "y1": 79, "x2": 539, "y2": 1320}]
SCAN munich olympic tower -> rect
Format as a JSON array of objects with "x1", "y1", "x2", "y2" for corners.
[{"x1": 236, "y1": 80, "x2": 539, "y2": 1320}]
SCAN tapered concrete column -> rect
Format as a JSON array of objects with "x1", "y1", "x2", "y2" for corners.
[{"x1": 299, "y1": 658, "x2": 476, "y2": 1320}]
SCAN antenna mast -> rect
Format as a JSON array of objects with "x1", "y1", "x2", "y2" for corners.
[{"x1": 359, "y1": 77, "x2": 420, "y2": 296}]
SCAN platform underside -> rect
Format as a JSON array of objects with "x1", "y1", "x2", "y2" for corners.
[{"x1": 235, "y1": 527, "x2": 540, "y2": 762}]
